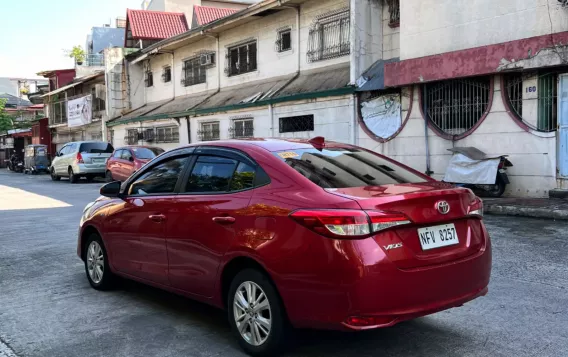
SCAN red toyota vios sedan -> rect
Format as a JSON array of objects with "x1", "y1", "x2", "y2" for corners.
[{"x1": 78, "y1": 138, "x2": 491, "y2": 356}]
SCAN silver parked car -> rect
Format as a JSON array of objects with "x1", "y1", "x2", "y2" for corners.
[{"x1": 50, "y1": 141, "x2": 114, "y2": 183}]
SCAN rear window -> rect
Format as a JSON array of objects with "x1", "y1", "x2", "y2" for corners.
[
  {"x1": 79, "y1": 142, "x2": 114, "y2": 154},
  {"x1": 132, "y1": 147, "x2": 164, "y2": 159},
  {"x1": 273, "y1": 148, "x2": 427, "y2": 188}
]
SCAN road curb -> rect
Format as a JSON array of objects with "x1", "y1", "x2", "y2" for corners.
[{"x1": 484, "y1": 204, "x2": 568, "y2": 220}]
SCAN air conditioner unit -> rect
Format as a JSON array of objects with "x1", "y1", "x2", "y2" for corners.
[{"x1": 200, "y1": 53, "x2": 215, "y2": 66}]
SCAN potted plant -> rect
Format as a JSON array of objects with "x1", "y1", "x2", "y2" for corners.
[{"x1": 67, "y1": 46, "x2": 86, "y2": 65}]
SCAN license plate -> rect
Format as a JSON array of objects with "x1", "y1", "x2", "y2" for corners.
[
  {"x1": 417, "y1": 223, "x2": 459, "y2": 251},
  {"x1": 93, "y1": 158, "x2": 106, "y2": 163}
]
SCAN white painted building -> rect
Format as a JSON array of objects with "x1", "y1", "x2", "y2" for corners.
[{"x1": 106, "y1": 0, "x2": 568, "y2": 197}]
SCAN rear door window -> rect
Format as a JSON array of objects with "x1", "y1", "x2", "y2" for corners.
[
  {"x1": 121, "y1": 150, "x2": 133, "y2": 161},
  {"x1": 113, "y1": 150, "x2": 123, "y2": 159},
  {"x1": 186, "y1": 156, "x2": 238, "y2": 193},
  {"x1": 79, "y1": 142, "x2": 114, "y2": 154},
  {"x1": 273, "y1": 148, "x2": 427, "y2": 188}
]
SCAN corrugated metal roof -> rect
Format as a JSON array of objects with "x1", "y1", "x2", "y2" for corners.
[
  {"x1": 149, "y1": 92, "x2": 214, "y2": 116},
  {"x1": 112, "y1": 99, "x2": 172, "y2": 122},
  {"x1": 193, "y1": 5, "x2": 239, "y2": 26},
  {"x1": 274, "y1": 64, "x2": 350, "y2": 98},
  {"x1": 127, "y1": 9, "x2": 189, "y2": 40}
]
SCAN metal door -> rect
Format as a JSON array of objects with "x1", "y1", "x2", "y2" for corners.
[{"x1": 558, "y1": 75, "x2": 568, "y2": 177}]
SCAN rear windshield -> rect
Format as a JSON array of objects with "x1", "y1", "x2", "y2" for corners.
[
  {"x1": 273, "y1": 148, "x2": 427, "y2": 188},
  {"x1": 79, "y1": 142, "x2": 114, "y2": 154},
  {"x1": 132, "y1": 147, "x2": 164, "y2": 159}
]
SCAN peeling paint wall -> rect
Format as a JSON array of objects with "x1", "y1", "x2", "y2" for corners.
[{"x1": 358, "y1": 76, "x2": 556, "y2": 198}]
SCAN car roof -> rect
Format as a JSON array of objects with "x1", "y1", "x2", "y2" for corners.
[{"x1": 183, "y1": 138, "x2": 354, "y2": 152}]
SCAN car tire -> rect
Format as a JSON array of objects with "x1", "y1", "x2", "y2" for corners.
[
  {"x1": 84, "y1": 233, "x2": 115, "y2": 291},
  {"x1": 69, "y1": 168, "x2": 79, "y2": 184},
  {"x1": 50, "y1": 168, "x2": 61, "y2": 181},
  {"x1": 228, "y1": 269, "x2": 290, "y2": 356},
  {"x1": 105, "y1": 170, "x2": 114, "y2": 183}
]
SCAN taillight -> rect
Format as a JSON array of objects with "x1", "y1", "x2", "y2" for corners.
[
  {"x1": 468, "y1": 198, "x2": 483, "y2": 217},
  {"x1": 289, "y1": 209, "x2": 411, "y2": 239},
  {"x1": 76, "y1": 152, "x2": 84, "y2": 164}
]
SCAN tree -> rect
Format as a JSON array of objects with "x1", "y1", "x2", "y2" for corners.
[{"x1": 0, "y1": 99, "x2": 14, "y2": 134}]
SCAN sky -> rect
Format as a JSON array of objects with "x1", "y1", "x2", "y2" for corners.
[{"x1": 0, "y1": 0, "x2": 141, "y2": 79}]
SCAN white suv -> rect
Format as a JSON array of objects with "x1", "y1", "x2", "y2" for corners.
[{"x1": 50, "y1": 141, "x2": 114, "y2": 183}]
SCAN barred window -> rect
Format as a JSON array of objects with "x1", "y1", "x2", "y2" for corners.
[
  {"x1": 230, "y1": 118, "x2": 254, "y2": 138},
  {"x1": 198, "y1": 122, "x2": 220, "y2": 141},
  {"x1": 155, "y1": 126, "x2": 179, "y2": 143},
  {"x1": 279, "y1": 115, "x2": 315, "y2": 133},
  {"x1": 227, "y1": 41, "x2": 257, "y2": 76},
  {"x1": 386, "y1": 0, "x2": 400, "y2": 27},
  {"x1": 49, "y1": 101, "x2": 67, "y2": 125},
  {"x1": 162, "y1": 66, "x2": 172, "y2": 83},
  {"x1": 145, "y1": 70, "x2": 153, "y2": 87},
  {"x1": 182, "y1": 57, "x2": 206, "y2": 87},
  {"x1": 505, "y1": 72, "x2": 557, "y2": 132},
  {"x1": 422, "y1": 77, "x2": 491, "y2": 136},
  {"x1": 276, "y1": 29, "x2": 292, "y2": 52},
  {"x1": 126, "y1": 129, "x2": 139, "y2": 145},
  {"x1": 307, "y1": 9, "x2": 350, "y2": 63}
]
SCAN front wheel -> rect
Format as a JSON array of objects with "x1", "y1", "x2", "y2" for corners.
[
  {"x1": 475, "y1": 176, "x2": 506, "y2": 198},
  {"x1": 50, "y1": 167, "x2": 61, "y2": 181},
  {"x1": 84, "y1": 234, "x2": 115, "y2": 290},
  {"x1": 228, "y1": 269, "x2": 290, "y2": 356}
]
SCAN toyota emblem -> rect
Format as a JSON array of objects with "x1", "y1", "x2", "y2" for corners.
[{"x1": 436, "y1": 201, "x2": 450, "y2": 214}]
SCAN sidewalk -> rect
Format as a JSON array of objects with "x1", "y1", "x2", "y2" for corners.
[{"x1": 483, "y1": 197, "x2": 568, "y2": 220}]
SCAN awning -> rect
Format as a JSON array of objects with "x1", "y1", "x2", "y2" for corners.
[
  {"x1": 149, "y1": 92, "x2": 214, "y2": 116},
  {"x1": 356, "y1": 58, "x2": 399, "y2": 92},
  {"x1": 41, "y1": 72, "x2": 104, "y2": 98},
  {"x1": 274, "y1": 64, "x2": 350, "y2": 99}
]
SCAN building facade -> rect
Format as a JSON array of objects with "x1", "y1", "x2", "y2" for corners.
[{"x1": 103, "y1": 0, "x2": 568, "y2": 198}]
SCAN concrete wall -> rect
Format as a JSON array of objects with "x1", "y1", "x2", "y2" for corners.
[
  {"x1": 357, "y1": 75, "x2": 556, "y2": 198},
  {"x1": 382, "y1": 0, "x2": 399, "y2": 60},
  {"x1": 400, "y1": 0, "x2": 568, "y2": 60},
  {"x1": 128, "y1": 61, "x2": 146, "y2": 111},
  {"x1": 189, "y1": 95, "x2": 353, "y2": 143},
  {"x1": 111, "y1": 118, "x2": 188, "y2": 152}
]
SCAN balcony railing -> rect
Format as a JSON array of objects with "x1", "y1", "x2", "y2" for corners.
[{"x1": 80, "y1": 54, "x2": 105, "y2": 67}]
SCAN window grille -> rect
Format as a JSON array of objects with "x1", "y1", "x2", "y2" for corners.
[
  {"x1": 181, "y1": 57, "x2": 206, "y2": 86},
  {"x1": 422, "y1": 77, "x2": 491, "y2": 136},
  {"x1": 155, "y1": 126, "x2": 179, "y2": 143},
  {"x1": 307, "y1": 9, "x2": 350, "y2": 63},
  {"x1": 386, "y1": 0, "x2": 400, "y2": 27},
  {"x1": 276, "y1": 28, "x2": 292, "y2": 52},
  {"x1": 279, "y1": 115, "x2": 315, "y2": 133},
  {"x1": 229, "y1": 118, "x2": 254, "y2": 138},
  {"x1": 226, "y1": 41, "x2": 257, "y2": 76},
  {"x1": 198, "y1": 122, "x2": 220, "y2": 141},
  {"x1": 162, "y1": 66, "x2": 172, "y2": 83},
  {"x1": 145, "y1": 70, "x2": 153, "y2": 87},
  {"x1": 126, "y1": 129, "x2": 139, "y2": 145},
  {"x1": 143, "y1": 128, "x2": 155, "y2": 142},
  {"x1": 505, "y1": 72, "x2": 558, "y2": 132}
]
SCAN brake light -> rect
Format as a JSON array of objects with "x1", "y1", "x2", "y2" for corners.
[
  {"x1": 468, "y1": 198, "x2": 483, "y2": 217},
  {"x1": 76, "y1": 152, "x2": 84, "y2": 164},
  {"x1": 289, "y1": 209, "x2": 411, "y2": 239}
]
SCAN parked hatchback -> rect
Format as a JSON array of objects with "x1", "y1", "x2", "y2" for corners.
[
  {"x1": 78, "y1": 138, "x2": 491, "y2": 356},
  {"x1": 106, "y1": 146, "x2": 165, "y2": 182},
  {"x1": 51, "y1": 141, "x2": 114, "y2": 183}
]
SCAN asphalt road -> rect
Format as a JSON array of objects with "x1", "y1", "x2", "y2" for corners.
[{"x1": 0, "y1": 169, "x2": 567, "y2": 357}]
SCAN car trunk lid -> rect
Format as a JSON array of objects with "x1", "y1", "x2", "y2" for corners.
[{"x1": 327, "y1": 182, "x2": 485, "y2": 269}]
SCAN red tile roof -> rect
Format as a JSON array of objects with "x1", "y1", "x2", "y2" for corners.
[
  {"x1": 126, "y1": 9, "x2": 189, "y2": 40},
  {"x1": 193, "y1": 5, "x2": 239, "y2": 26}
]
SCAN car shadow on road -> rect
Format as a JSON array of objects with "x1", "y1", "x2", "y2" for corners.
[{"x1": 108, "y1": 278, "x2": 464, "y2": 356}]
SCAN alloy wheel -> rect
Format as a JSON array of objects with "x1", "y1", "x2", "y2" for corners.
[
  {"x1": 233, "y1": 281, "x2": 272, "y2": 346},
  {"x1": 86, "y1": 241, "x2": 104, "y2": 284}
]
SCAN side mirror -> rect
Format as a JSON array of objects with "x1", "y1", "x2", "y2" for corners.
[
  {"x1": 100, "y1": 181, "x2": 122, "y2": 198},
  {"x1": 129, "y1": 156, "x2": 134, "y2": 162}
]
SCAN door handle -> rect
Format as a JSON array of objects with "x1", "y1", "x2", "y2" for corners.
[
  {"x1": 149, "y1": 214, "x2": 166, "y2": 223},
  {"x1": 212, "y1": 216, "x2": 236, "y2": 225}
]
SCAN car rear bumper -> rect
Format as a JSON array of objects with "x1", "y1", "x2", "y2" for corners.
[
  {"x1": 277, "y1": 227, "x2": 492, "y2": 331},
  {"x1": 72, "y1": 163, "x2": 106, "y2": 175}
]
